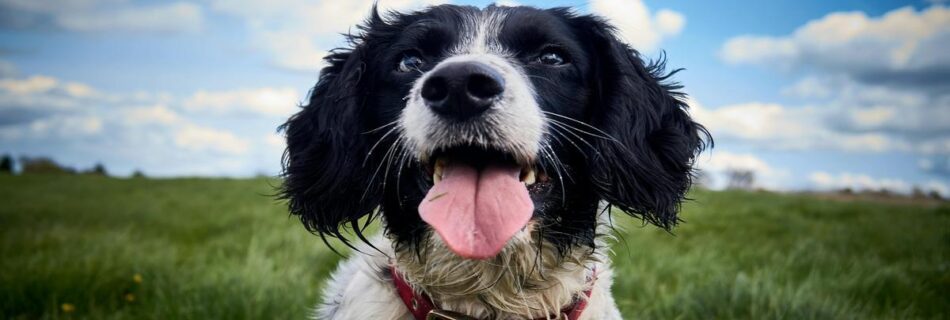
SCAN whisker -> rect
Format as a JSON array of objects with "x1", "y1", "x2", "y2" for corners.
[
  {"x1": 542, "y1": 111, "x2": 619, "y2": 142},
  {"x1": 546, "y1": 120, "x2": 599, "y2": 156},
  {"x1": 545, "y1": 121, "x2": 590, "y2": 160},
  {"x1": 380, "y1": 136, "x2": 405, "y2": 194},
  {"x1": 361, "y1": 120, "x2": 399, "y2": 135},
  {"x1": 540, "y1": 140, "x2": 572, "y2": 183},
  {"x1": 395, "y1": 139, "x2": 414, "y2": 207},
  {"x1": 542, "y1": 111, "x2": 646, "y2": 160},
  {"x1": 538, "y1": 142, "x2": 567, "y2": 203},
  {"x1": 363, "y1": 126, "x2": 400, "y2": 167},
  {"x1": 361, "y1": 132, "x2": 403, "y2": 202}
]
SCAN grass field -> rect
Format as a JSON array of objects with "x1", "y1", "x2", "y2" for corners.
[{"x1": 1, "y1": 175, "x2": 947, "y2": 319}]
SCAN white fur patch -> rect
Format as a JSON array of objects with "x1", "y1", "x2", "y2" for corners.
[
  {"x1": 453, "y1": 9, "x2": 509, "y2": 55},
  {"x1": 399, "y1": 10, "x2": 544, "y2": 165},
  {"x1": 315, "y1": 240, "x2": 409, "y2": 320}
]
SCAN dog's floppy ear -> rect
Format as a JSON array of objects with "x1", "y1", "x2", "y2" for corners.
[
  {"x1": 577, "y1": 16, "x2": 711, "y2": 229},
  {"x1": 279, "y1": 12, "x2": 387, "y2": 245}
]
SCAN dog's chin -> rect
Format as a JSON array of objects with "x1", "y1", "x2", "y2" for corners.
[
  {"x1": 416, "y1": 145, "x2": 554, "y2": 259},
  {"x1": 394, "y1": 221, "x2": 593, "y2": 318}
]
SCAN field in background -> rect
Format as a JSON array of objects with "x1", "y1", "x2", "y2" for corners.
[{"x1": 1, "y1": 175, "x2": 947, "y2": 319}]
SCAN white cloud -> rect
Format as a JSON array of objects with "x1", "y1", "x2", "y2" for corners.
[
  {"x1": 720, "y1": 6, "x2": 950, "y2": 87},
  {"x1": 688, "y1": 98, "x2": 923, "y2": 154},
  {"x1": 0, "y1": 75, "x2": 58, "y2": 94},
  {"x1": 174, "y1": 125, "x2": 249, "y2": 155},
  {"x1": 255, "y1": 31, "x2": 330, "y2": 72},
  {"x1": 696, "y1": 151, "x2": 789, "y2": 190},
  {"x1": 183, "y1": 87, "x2": 301, "y2": 117},
  {"x1": 42, "y1": 115, "x2": 103, "y2": 136},
  {"x1": 62, "y1": 82, "x2": 98, "y2": 98},
  {"x1": 654, "y1": 9, "x2": 686, "y2": 37},
  {"x1": 265, "y1": 132, "x2": 285, "y2": 148},
  {"x1": 715, "y1": 5, "x2": 950, "y2": 157},
  {"x1": 589, "y1": 0, "x2": 685, "y2": 52},
  {"x1": 0, "y1": 70, "x2": 286, "y2": 176},
  {"x1": 0, "y1": 0, "x2": 204, "y2": 34},
  {"x1": 264, "y1": 132, "x2": 286, "y2": 156},
  {"x1": 0, "y1": 75, "x2": 108, "y2": 125},
  {"x1": 0, "y1": 75, "x2": 99, "y2": 99},
  {"x1": 809, "y1": 171, "x2": 949, "y2": 196},
  {"x1": 0, "y1": 114, "x2": 104, "y2": 140},
  {"x1": 121, "y1": 105, "x2": 182, "y2": 125},
  {"x1": 788, "y1": 75, "x2": 949, "y2": 135},
  {"x1": 780, "y1": 75, "x2": 832, "y2": 99},
  {"x1": 692, "y1": 70, "x2": 950, "y2": 155}
]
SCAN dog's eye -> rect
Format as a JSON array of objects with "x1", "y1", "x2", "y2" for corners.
[
  {"x1": 537, "y1": 49, "x2": 568, "y2": 66},
  {"x1": 397, "y1": 53, "x2": 425, "y2": 73}
]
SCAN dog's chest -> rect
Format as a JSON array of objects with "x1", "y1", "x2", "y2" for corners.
[{"x1": 314, "y1": 236, "x2": 622, "y2": 320}]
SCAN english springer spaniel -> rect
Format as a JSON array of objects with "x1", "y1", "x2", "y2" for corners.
[{"x1": 280, "y1": 4, "x2": 709, "y2": 320}]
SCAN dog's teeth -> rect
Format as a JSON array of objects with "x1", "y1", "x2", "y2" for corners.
[
  {"x1": 521, "y1": 167, "x2": 536, "y2": 186},
  {"x1": 433, "y1": 158, "x2": 445, "y2": 183}
]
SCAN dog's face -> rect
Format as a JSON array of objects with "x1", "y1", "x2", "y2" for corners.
[{"x1": 281, "y1": 5, "x2": 709, "y2": 259}]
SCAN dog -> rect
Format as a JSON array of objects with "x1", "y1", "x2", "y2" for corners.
[{"x1": 280, "y1": 4, "x2": 709, "y2": 320}]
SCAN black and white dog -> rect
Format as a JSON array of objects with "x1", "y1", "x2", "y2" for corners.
[{"x1": 280, "y1": 4, "x2": 709, "y2": 320}]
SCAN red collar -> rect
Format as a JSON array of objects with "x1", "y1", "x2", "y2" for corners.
[{"x1": 390, "y1": 266, "x2": 596, "y2": 320}]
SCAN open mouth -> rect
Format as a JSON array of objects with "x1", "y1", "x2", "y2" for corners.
[
  {"x1": 426, "y1": 146, "x2": 538, "y2": 186},
  {"x1": 418, "y1": 146, "x2": 543, "y2": 260}
]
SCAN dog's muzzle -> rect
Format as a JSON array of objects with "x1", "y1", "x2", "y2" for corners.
[
  {"x1": 398, "y1": 53, "x2": 546, "y2": 259},
  {"x1": 420, "y1": 61, "x2": 505, "y2": 122}
]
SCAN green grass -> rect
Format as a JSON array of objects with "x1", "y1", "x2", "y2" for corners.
[{"x1": 0, "y1": 175, "x2": 947, "y2": 319}]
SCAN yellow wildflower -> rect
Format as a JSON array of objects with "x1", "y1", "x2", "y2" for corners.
[
  {"x1": 61, "y1": 303, "x2": 75, "y2": 313},
  {"x1": 124, "y1": 293, "x2": 135, "y2": 302},
  {"x1": 133, "y1": 273, "x2": 143, "y2": 284}
]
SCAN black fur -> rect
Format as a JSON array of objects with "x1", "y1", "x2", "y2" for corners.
[
  {"x1": 280, "y1": 5, "x2": 710, "y2": 254},
  {"x1": 571, "y1": 13, "x2": 712, "y2": 230}
]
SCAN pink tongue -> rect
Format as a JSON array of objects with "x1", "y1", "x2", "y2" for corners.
[{"x1": 419, "y1": 162, "x2": 533, "y2": 259}]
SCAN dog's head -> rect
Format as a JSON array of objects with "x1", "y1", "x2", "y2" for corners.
[{"x1": 281, "y1": 5, "x2": 709, "y2": 259}]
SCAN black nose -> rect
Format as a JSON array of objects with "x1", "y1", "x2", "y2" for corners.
[{"x1": 420, "y1": 62, "x2": 505, "y2": 121}]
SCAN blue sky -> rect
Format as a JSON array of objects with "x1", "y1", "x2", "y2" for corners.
[{"x1": 0, "y1": 0, "x2": 947, "y2": 195}]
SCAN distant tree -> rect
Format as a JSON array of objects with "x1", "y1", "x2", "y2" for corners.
[
  {"x1": 90, "y1": 163, "x2": 107, "y2": 176},
  {"x1": 912, "y1": 186, "x2": 926, "y2": 199},
  {"x1": 870, "y1": 188, "x2": 895, "y2": 198},
  {"x1": 726, "y1": 169, "x2": 755, "y2": 190},
  {"x1": 929, "y1": 190, "x2": 944, "y2": 200},
  {"x1": 20, "y1": 157, "x2": 75, "y2": 175},
  {"x1": 0, "y1": 155, "x2": 12, "y2": 174},
  {"x1": 132, "y1": 170, "x2": 146, "y2": 179}
]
